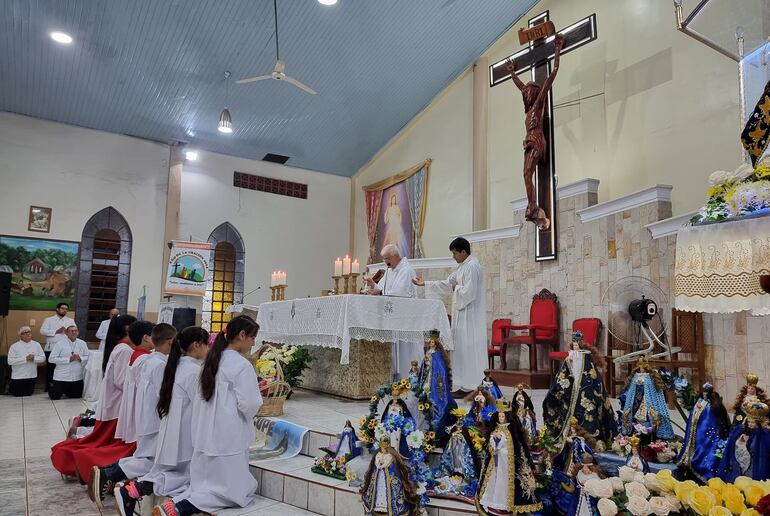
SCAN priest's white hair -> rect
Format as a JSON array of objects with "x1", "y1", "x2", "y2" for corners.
[{"x1": 381, "y1": 244, "x2": 401, "y2": 258}]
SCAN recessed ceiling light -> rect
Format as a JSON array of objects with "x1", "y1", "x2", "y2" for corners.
[
  {"x1": 185, "y1": 151, "x2": 199, "y2": 161},
  {"x1": 318, "y1": 0, "x2": 337, "y2": 5},
  {"x1": 50, "y1": 31, "x2": 73, "y2": 44}
]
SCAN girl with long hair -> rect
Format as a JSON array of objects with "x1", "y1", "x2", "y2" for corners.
[
  {"x1": 154, "y1": 316, "x2": 261, "y2": 516},
  {"x1": 113, "y1": 327, "x2": 209, "y2": 516}
]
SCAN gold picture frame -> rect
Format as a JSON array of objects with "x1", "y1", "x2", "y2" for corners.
[{"x1": 28, "y1": 206, "x2": 52, "y2": 233}]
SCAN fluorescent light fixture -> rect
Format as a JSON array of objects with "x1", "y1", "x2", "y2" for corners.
[
  {"x1": 50, "y1": 31, "x2": 73, "y2": 44},
  {"x1": 185, "y1": 151, "x2": 198, "y2": 161},
  {"x1": 318, "y1": 0, "x2": 337, "y2": 5}
]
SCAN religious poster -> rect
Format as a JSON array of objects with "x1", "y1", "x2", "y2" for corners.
[
  {"x1": 164, "y1": 241, "x2": 213, "y2": 296},
  {"x1": 157, "y1": 302, "x2": 175, "y2": 324},
  {"x1": 363, "y1": 159, "x2": 430, "y2": 264},
  {"x1": 0, "y1": 235, "x2": 79, "y2": 311}
]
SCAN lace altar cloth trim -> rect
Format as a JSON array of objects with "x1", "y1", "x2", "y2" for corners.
[
  {"x1": 674, "y1": 216, "x2": 770, "y2": 315},
  {"x1": 254, "y1": 295, "x2": 453, "y2": 364}
]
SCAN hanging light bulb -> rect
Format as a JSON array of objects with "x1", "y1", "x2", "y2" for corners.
[{"x1": 218, "y1": 71, "x2": 233, "y2": 134}]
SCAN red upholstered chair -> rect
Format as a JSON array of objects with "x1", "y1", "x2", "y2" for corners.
[
  {"x1": 502, "y1": 289, "x2": 559, "y2": 372},
  {"x1": 488, "y1": 318, "x2": 511, "y2": 370},
  {"x1": 548, "y1": 318, "x2": 603, "y2": 376}
]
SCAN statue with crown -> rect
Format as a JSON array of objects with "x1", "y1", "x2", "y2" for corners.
[
  {"x1": 417, "y1": 328, "x2": 457, "y2": 445},
  {"x1": 617, "y1": 356, "x2": 675, "y2": 442},
  {"x1": 717, "y1": 373, "x2": 770, "y2": 481}
]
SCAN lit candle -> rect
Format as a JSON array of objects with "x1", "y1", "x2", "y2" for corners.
[
  {"x1": 334, "y1": 257, "x2": 343, "y2": 277},
  {"x1": 280, "y1": 271, "x2": 287, "y2": 285},
  {"x1": 343, "y1": 255, "x2": 351, "y2": 275},
  {"x1": 352, "y1": 259, "x2": 360, "y2": 274},
  {"x1": 270, "y1": 271, "x2": 275, "y2": 287}
]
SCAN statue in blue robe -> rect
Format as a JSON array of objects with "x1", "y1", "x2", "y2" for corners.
[
  {"x1": 513, "y1": 384, "x2": 537, "y2": 444},
  {"x1": 431, "y1": 423, "x2": 481, "y2": 501},
  {"x1": 463, "y1": 387, "x2": 496, "y2": 435},
  {"x1": 361, "y1": 436, "x2": 420, "y2": 516},
  {"x1": 481, "y1": 373, "x2": 503, "y2": 400},
  {"x1": 322, "y1": 420, "x2": 361, "y2": 459},
  {"x1": 676, "y1": 384, "x2": 730, "y2": 482},
  {"x1": 618, "y1": 357, "x2": 674, "y2": 440},
  {"x1": 718, "y1": 374, "x2": 770, "y2": 482},
  {"x1": 380, "y1": 398, "x2": 416, "y2": 459},
  {"x1": 543, "y1": 332, "x2": 616, "y2": 448},
  {"x1": 418, "y1": 331, "x2": 456, "y2": 445}
]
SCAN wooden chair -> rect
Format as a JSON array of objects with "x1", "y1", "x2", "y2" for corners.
[
  {"x1": 604, "y1": 332, "x2": 631, "y2": 397},
  {"x1": 648, "y1": 309, "x2": 705, "y2": 388},
  {"x1": 488, "y1": 318, "x2": 512, "y2": 370},
  {"x1": 501, "y1": 289, "x2": 559, "y2": 372},
  {"x1": 548, "y1": 317, "x2": 603, "y2": 377}
]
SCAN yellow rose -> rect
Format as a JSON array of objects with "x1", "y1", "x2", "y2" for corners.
[
  {"x1": 707, "y1": 486, "x2": 723, "y2": 506},
  {"x1": 656, "y1": 469, "x2": 677, "y2": 493},
  {"x1": 675, "y1": 480, "x2": 698, "y2": 502},
  {"x1": 723, "y1": 485, "x2": 747, "y2": 515},
  {"x1": 708, "y1": 478, "x2": 726, "y2": 491},
  {"x1": 752, "y1": 480, "x2": 770, "y2": 496},
  {"x1": 745, "y1": 485, "x2": 765, "y2": 506},
  {"x1": 688, "y1": 486, "x2": 716, "y2": 516},
  {"x1": 740, "y1": 510, "x2": 760, "y2": 516},
  {"x1": 735, "y1": 477, "x2": 754, "y2": 494},
  {"x1": 709, "y1": 507, "x2": 732, "y2": 516}
]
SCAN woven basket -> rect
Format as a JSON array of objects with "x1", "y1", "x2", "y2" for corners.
[{"x1": 253, "y1": 343, "x2": 291, "y2": 417}]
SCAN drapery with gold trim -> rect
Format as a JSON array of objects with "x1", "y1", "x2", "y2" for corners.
[
  {"x1": 674, "y1": 215, "x2": 770, "y2": 315},
  {"x1": 363, "y1": 159, "x2": 431, "y2": 264}
]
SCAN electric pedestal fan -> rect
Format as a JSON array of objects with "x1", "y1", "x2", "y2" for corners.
[{"x1": 602, "y1": 276, "x2": 681, "y2": 364}]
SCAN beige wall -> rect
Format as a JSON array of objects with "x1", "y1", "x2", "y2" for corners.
[{"x1": 352, "y1": 0, "x2": 741, "y2": 252}]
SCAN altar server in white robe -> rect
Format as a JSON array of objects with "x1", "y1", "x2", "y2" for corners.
[
  {"x1": 154, "y1": 315, "x2": 262, "y2": 516},
  {"x1": 95, "y1": 308, "x2": 120, "y2": 351},
  {"x1": 414, "y1": 237, "x2": 486, "y2": 393},
  {"x1": 365, "y1": 244, "x2": 419, "y2": 378}
]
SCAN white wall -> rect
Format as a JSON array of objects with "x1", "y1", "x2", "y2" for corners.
[
  {"x1": 352, "y1": 0, "x2": 741, "y2": 249},
  {"x1": 180, "y1": 151, "x2": 351, "y2": 306},
  {"x1": 0, "y1": 112, "x2": 169, "y2": 312}
]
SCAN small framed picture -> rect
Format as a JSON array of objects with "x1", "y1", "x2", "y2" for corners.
[{"x1": 28, "y1": 206, "x2": 52, "y2": 233}]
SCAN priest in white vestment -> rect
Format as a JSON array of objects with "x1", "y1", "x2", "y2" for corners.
[
  {"x1": 95, "y1": 308, "x2": 120, "y2": 351},
  {"x1": 365, "y1": 244, "x2": 418, "y2": 378},
  {"x1": 414, "y1": 237, "x2": 486, "y2": 393}
]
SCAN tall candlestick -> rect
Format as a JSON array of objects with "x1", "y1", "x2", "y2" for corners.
[
  {"x1": 334, "y1": 257, "x2": 343, "y2": 277},
  {"x1": 343, "y1": 255, "x2": 351, "y2": 276},
  {"x1": 351, "y1": 259, "x2": 360, "y2": 274}
]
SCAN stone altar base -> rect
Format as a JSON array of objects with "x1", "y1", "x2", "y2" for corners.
[{"x1": 299, "y1": 340, "x2": 392, "y2": 400}]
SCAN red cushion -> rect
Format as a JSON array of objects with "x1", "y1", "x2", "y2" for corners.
[
  {"x1": 572, "y1": 317, "x2": 602, "y2": 346},
  {"x1": 530, "y1": 299, "x2": 557, "y2": 339},
  {"x1": 491, "y1": 318, "x2": 512, "y2": 345},
  {"x1": 487, "y1": 347, "x2": 501, "y2": 356},
  {"x1": 549, "y1": 351, "x2": 569, "y2": 360}
]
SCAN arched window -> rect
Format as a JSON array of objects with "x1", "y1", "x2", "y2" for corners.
[
  {"x1": 75, "y1": 207, "x2": 132, "y2": 341},
  {"x1": 202, "y1": 222, "x2": 245, "y2": 333}
]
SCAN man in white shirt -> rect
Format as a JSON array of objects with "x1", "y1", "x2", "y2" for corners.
[
  {"x1": 414, "y1": 237, "x2": 486, "y2": 396},
  {"x1": 365, "y1": 244, "x2": 416, "y2": 298},
  {"x1": 7, "y1": 326, "x2": 46, "y2": 396},
  {"x1": 40, "y1": 302, "x2": 76, "y2": 392},
  {"x1": 48, "y1": 325, "x2": 90, "y2": 400},
  {"x1": 96, "y1": 308, "x2": 120, "y2": 351}
]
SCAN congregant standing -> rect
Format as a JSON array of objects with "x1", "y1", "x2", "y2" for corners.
[{"x1": 414, "y1": 237, "x2": 486, "y2": 396}]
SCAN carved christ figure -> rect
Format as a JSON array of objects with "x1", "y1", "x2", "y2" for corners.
[{"x1": 506, "y1": 34, "x2": 565, "y2": 230}]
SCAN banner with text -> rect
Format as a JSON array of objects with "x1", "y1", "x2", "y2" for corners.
[{"x1": 164, "y1": 241, "x2": 213, "y2": 297}]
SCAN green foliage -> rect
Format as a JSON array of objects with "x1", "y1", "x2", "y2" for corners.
[
  {"x1": 0, "y1": 243, "x2": 77, "y2": 272},
  {"x1": 283, "y1": 346, "x2": 314, "y2": 388}
]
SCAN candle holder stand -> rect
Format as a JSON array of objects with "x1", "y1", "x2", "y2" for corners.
[
  {"x1": 333, "y1": 275, "x2": 341, "y2": 295},
  {"x1": 343, "y1": 274, "x2": 351, "y2": 295},
  {"x1": 349, "y1": 273, "x2": 359, "y2": 294},
  {"x1": 277, "y1": 285, "x2": 287, "y2": 300},
  {"x1": 270, "y1": 286, "x2": 279, "y2": 301}
]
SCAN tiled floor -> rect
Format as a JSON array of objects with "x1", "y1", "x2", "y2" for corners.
[{"x1": 0, "y1": 392, "x2": 320, "y2": 516}]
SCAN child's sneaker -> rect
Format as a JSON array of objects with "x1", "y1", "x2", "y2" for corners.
[
  {"x1": 152, "y1": 501, "x2": 178, "y2": 516},
  {"x1": 87, "y1": 465, "x2": 112, "y2": 507},
  {"x1": 114, "y1": 480, "x2": 141, "y2": 516}
]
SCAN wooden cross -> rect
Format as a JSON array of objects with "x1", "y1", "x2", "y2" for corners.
[{"x1": 490, "y1": 11, "x2": 597, "y2": 261}]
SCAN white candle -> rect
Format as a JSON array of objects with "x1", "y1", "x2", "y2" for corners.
[
  {"x1": 352, "y1": 259, "x2": 360, "y2": 274},
  {"x1": 334, "y1": 257, "x2": 343, "y2": 277},
  {"x1": 270, "y1": 271, "x2": 275, "y2": 287},
  {"x1": 280, "y1": 271, "x2": 287, "y2": 285},
  {"x1": 343, "y1": 255, "x2": 351, "y2": 275}
]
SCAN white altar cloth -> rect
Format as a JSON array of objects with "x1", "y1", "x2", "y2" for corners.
[{"x1": 255, "y1": 295, "x2": 452, "y2": 364}]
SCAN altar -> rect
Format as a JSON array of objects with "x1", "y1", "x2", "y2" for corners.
[{"x1": 255, "y1": 295, "x2": 452, "y2": 399}]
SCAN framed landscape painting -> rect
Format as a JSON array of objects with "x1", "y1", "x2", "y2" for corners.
[{"x1": 0, "y1": 235, "x2": 79, "y2": 310}]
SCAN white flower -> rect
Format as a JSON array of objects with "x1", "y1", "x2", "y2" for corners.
[
  {"x1": 609, "y1": 477, "x2": 625, "y2": 493},
  {"x1": 374, "y1": 424, "x2": 388, "y2": 442},
  {"x1": 648, "y1": 496, "x2": 671, "y2": 516},
  {"x1": 644, "y1": 473, "x2": 663, "y2": 493},
  {"x1": 416, "y1": 482, "x2": 427, "y2": 495},
  {"x1": 661, "y1": 493, "x2": 681, "y2": 512},
  {"x1": 709, "y1": 170, "x2": 730, "y2": 186},
  {"x1": 634, "y1": 472, "x2": 646, "y2": 484},
  {"x1": 619, "y1": 466, "x2": 637, "y2": 482},
  {"x1": 626, "y1": 495, "x2": 653, "y2": 516},
  {"x1": 584, "y1": 478, "x2": 614, "y2": 498},
  {"x1": 406, "y1": 430, "x2": 425, "y2": 449},
  {"x1": 625, "y1": 481, "x2": 651, "y2": 499},
  {"x1": 731, "y1": 163, "x2": 755, "y2": 182},
  {"x1": 597, "y1": 497, "x2": 619, "y2": 516}
]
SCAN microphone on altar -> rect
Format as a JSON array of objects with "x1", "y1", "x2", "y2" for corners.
[{"x1": 242, "y1": 285, "x2": 262, "y2": 301}]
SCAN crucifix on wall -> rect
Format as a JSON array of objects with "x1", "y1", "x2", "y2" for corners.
[{"x1": 490, "y1": 11, "x2": 597, "y2": 261}]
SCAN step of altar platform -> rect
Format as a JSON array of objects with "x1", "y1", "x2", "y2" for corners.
[
  {"x1": 488, "y1": 369, "x2": 551, "y2": 389},
  {"x1": 249, "y1": 454, "x2": 476, "y2": 516}
]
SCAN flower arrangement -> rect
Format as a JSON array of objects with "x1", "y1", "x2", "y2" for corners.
[
  {"x1": 642, "y1": 440, "x2": 681, "y2": 464},
  {"x1": 311, "y1": 453, "x2": 349, "y2": 480},
  {"x1": 358, "y1": 379, "x2": 435, "y2": 446},
  {"x1": 259, "y1": 344, "x2": 313, "y2": 389},
  {"x1": 588, "y1": 468, "x2": 770, "y2": 516},
  {"x1": 693, "y1": 160, "x2": 770, "y2": 224}
]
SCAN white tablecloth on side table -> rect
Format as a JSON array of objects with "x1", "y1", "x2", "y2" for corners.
[
  {"x1": 255, "y1": 295, "x2": 452, "y2": 364},
  {"x1": 83, "y1": 350, "x2": 103, "y2": 402},
  {"x1": 674, "y1": 215, "x2": 770, "y2": 315}
]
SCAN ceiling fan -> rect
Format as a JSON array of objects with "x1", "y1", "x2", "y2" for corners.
[{"x1": 236, "y1": 0, "x2": 317, "y2": 95}]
